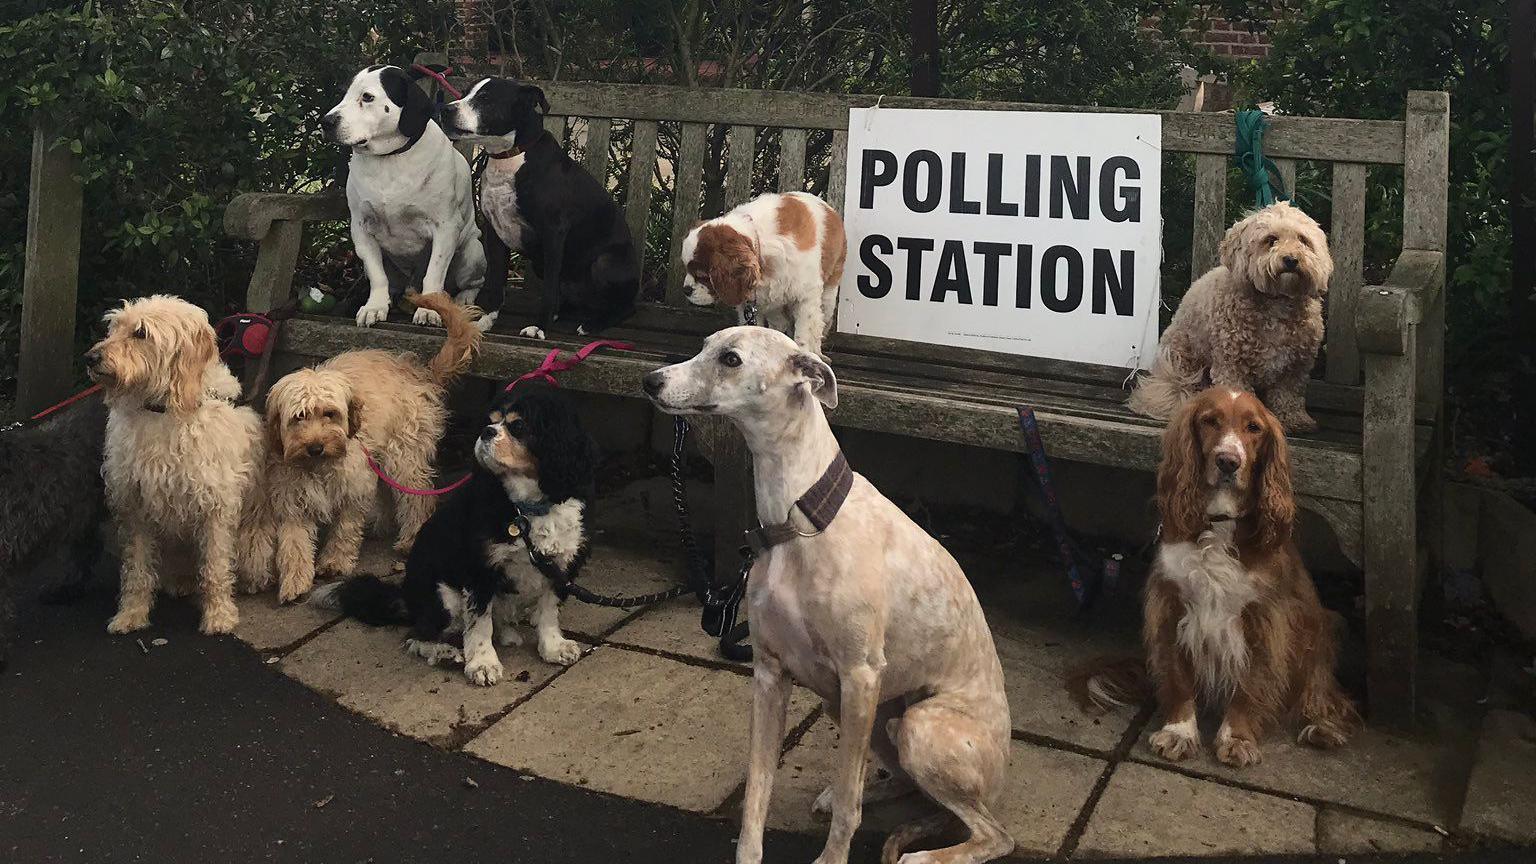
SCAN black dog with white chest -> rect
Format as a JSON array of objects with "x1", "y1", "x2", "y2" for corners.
[
  {"x1": 439, "y1": 78, "x2": 638, "y2": 340},
  {"x1": 312, "y1": 388, "x2": 595, "y2": 685}
]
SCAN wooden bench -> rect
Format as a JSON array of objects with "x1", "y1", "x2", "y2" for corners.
[{"x1": 223, "y1": 71, "x2": 1449, "y2": 725}]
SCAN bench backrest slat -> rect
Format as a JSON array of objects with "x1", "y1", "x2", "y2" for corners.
[
  {"x1": 625, "y1": 119, "x2": 660, "y2": 274},
  {"x1": 1191, "y1": 152, "x2": 1229, "y2": 278},
  {"x1": 1327, "y1": 163, "x2": 1369, "y2": 384},
  {"x1": 779, "y1": 127, "x2": 808, "y2": 193},
  {"x1": 725, "y1": 124, "x2": 755, "y2": 209},
  {"x1": 827, "y1": 128, "x2": 850, "y2": 214},
  {"x1": 666, "y1": 122, "x2": 712, "y2": 304},
  {"x1": 584, "y1": 117, "x2": 612, "y2": 181}
]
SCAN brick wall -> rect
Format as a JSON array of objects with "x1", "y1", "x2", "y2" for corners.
[
  {"x1": 454, "y1": 0, "x2": 488, "y2": 64},
  {"x1": 1142, "y1": 12, "x2": 1273, "y2": 60}
]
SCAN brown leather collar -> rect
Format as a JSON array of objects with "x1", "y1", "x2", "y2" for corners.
[
  {"x1": 744, "y1": 452, "x2": 853, "y2": 554},
  {"x1": 488, "y1": 145, "x2": 522, "y2": 160}
]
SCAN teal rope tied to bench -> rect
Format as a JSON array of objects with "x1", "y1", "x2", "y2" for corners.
[{"x1": 1234, "y1": 109, "x2": 1290, "y2": 207}]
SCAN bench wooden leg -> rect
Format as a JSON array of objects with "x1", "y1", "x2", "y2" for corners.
[
  {"x1": 1361, "y1": 344, "x2": 1419, "y2": 728},
  {"x1": 246, "y1": 219, "x2": 303, "y2": 312}
]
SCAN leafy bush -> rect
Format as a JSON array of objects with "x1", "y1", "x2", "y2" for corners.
[{"x1": 0, "y1": 0, "x2": 451, "y2": 397}]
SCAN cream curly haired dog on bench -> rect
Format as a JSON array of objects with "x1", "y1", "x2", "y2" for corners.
[{"x1": 1129, "y1": 201, "x2": 1333, "y2": 432}]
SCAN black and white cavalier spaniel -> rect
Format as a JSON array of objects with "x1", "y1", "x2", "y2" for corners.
[{"x1": 312, "y1": 387, "x2": 596, "y2": 685}]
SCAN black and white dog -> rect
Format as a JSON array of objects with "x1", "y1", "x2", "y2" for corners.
[
  {"x1": 439, "y1": 77, "x2": 638, "y2": 339},
  {"x1": 322, "y1": 65, "x2": 497, "y2": 331},
  {"x1": 311, "y1": 388, "x2": 595, "y2": 685}
]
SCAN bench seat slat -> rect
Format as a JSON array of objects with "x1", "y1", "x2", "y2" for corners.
[{"x1": 275, "y1": 317, "x2": 1392, "y2": 502}]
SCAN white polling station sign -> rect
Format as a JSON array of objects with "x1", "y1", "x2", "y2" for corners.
[{"x1": 837, "y1": 107, "x2": 1162, "y2": 369}]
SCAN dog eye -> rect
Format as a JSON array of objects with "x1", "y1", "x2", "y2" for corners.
[
  {"x1": 507, "y1": 419, "x2": 528, "y2": 437},
  {"x1": 323, "y1": 409, "x2": 339, "y2": 420},
  {"x1": 720, "y1": 350, "x2": 742, "y2": 368},
  {"x1": 1265, "y1": 234, "x2": 1279, "y2": 246},
  {"x1": 1200, "y1": 415, "x2": 1220, "y2": 428},
  {"x1": 133, "y1": 324, "x2": 147, "y2": 339},
  {"x1": 1298, "y1": 236, "x2": 1312, "y2": 249},
  {"x1": 1246, "y1": 421, "x2": 1262, "y2": 433},
  {"x1": 361, "y1": 92, "x2": 374, "y2": 103}
]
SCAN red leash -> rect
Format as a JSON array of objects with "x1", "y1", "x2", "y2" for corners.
[
  {"x1": 364, "y1": 340, "x2": 634, "y2": 496},
  {"x1": 412, "y1": 64, "x2": 462, "y2": 99},
  {"x1": 26, "y1": 383, "x2": 104, "y2": 422}
]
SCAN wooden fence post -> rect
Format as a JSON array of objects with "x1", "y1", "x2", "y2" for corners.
[{"x1": 18, "y1": 121, "x2": 84, "y2": 417}]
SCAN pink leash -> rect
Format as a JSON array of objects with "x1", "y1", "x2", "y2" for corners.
[{"x1": 363, "y1": 340, "x2": 634, "y2": 496}]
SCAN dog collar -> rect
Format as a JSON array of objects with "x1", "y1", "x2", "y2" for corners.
[
  {"x1": 488, "y1": 145, "x2": 522, "y2": 160},
  {"x1": 378, "y1": 128, "x2": 427, "y2": 157},
  {"x1": 505, "y1": 499, "x2": 553, "y2": 540},
  {"x1": 744, "y1": 451, "x2": 853, "y2": 554}
]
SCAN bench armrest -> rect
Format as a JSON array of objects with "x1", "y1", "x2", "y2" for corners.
[
  {"x1": 1355, "y1": 249, "x2": 1445, "y2": 356},
  {"x1": 224, "y1": 190, "x2": 348, "y2": 241}
]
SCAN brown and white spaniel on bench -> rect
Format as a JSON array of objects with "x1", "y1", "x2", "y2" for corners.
[{"x1": 680, "y1": 191, "x2": 846, "y2": 357}]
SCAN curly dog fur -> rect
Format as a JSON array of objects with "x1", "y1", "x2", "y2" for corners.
[
  {"x1": 1129, "y1": 201, "x2": 1332, "y2": 432},
  {"x1": 239, "y1": 292, "x2": 481, "y2": 602},
  {"x1": 0, "y1": 394, "x2": 110, "y2": 669},
  {"x1": 86, "y1": 295, "x2": 263, "y2": 635}
]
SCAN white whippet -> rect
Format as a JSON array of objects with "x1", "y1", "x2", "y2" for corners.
[{"x1": 643, "y1": 327, "x2": 1014, "y2": 864}]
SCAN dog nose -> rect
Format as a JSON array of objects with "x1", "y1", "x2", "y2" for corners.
[
  {"x1": 642, "y1": 371, "x2": 664, "y2": 397},
  {"x1": 1215, "y1": 453, "x2": 1241, "y2": 475},
  {"x1": 320, "y1": 112, "x2": 339, "y2": 131},
  {"x1": 84, "y1": 349, "x2": 101, "y2": 367},
  {"x1": 306, "y1": 443, "x2": 325, "y2": 457},
  {"x1": 1281, "y1": 255, "x2": 1298, "y2": 271},
  {"x1": 480, "y1": 426, "x2": 497, "y2": 442}
]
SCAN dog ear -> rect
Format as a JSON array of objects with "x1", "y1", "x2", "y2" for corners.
[
  {"x1": 169, "y1": 323, "x2": 216, "y2": 415},
  {"x1": 346, "y1": 391, "x2": 365, "y2": 438},
  {"x1": 1155, "y1": 399, "x2": 1207, "y2": 543},
  {"x1": 380, "y1": 66, "x2": 431, "y2": 141},
  {"x1": 522, "y1": 84, "x2": 549, "y2": 115},
  {"x1": 789, "y1": 351, "x2": 838, "y2": 409},
  {"x1": 1218, "y1": 219, "x2": 1248, "y2": 279},
  {"x1": 263, "y1": 403, "x2": 286, "y2": 457},
  {"x1": 1255, "y1": 408, "x2": 1296, "y2": 548},
  {"x1": 521, "y1": 395, "x2": 595, "y2": 503}
]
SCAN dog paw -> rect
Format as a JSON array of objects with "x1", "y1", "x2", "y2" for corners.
[
  {"x1": 1149, "y1": 726, "x2": 1201, "y2": 762},
  {"x1": 538, "y1": 636, "x2": 583, "y2": 666},
  {"x1": 106, "y1": 608, "x2": 151, "y2": 634},
  {"x1": 405, "y1": 638, "x2": 464, "y2": 667},
  {"x1": 199, "y1": 602, "x2": 239, "y2": 635},
  {"x1": 518, "y1": 325, "x2": 546, "y2": 340},
  {"x1": 356, "y1": 301, "x2": 390, "y2": 327},
  {"x1": 412, "y1": 306, "x2": 443, "y2": 327},
  {"x1": 315, "y1": 558, "x2": 354, "y2": 581},
  {"x1": 465, "y1": 655, "x2": 505, "y2": 687},
  {"x1": 474, "y1": 311, "x2": 498, "y2": 333},
  {"x1": 1216, "y1": 734, "x2": 1263, "y2": 768},
  {"x1": 277, "y1": 580, "x2": 312, "y2": 605},
  {"x1": 1297, "y1": 723, "x2": 1350, "y2": 749}
]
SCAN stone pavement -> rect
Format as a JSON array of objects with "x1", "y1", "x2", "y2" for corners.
[{"x1": 231, "y1": 515, "x2": 1529, "y2": 860}]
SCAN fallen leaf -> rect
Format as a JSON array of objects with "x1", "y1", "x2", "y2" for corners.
[
  {"x1": 462, "y1": 777, "x2": 479, "y2": 789},
  {"x1": 313, "y1": 794, "x2": 334, "y2": 809}
]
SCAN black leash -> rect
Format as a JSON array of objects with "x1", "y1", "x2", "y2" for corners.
[
  {"x1": 671, "y1": 415, "x2": 755, "y2": 662},
  {"x1": 1015, "y1": 406, "x2": 1121, "y2": 609}
]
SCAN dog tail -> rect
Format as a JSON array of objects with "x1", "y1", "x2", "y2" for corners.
[
  {"x1": 1127, "y1": 343, "x2": 1202, "y2": 420},
  {"x1": 407, "y1": 291, "x2": 483, "y2": 387},
  {"x1": 309, "y1": 576, "x2": 410, "y2": 626},
  {"x1": 1066, "y1": 655, "x2": 1151, "y2": 715}
]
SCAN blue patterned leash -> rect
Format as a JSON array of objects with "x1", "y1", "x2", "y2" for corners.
[{"x1": 1015, "y1": 406, "x2": 1120, "y2": 608}]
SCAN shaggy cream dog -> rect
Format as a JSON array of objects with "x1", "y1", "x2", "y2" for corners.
[
  {"x1": 85, "y1": 295, "x2": 262, "y2": 635},
  {"x1": 239, "y1": 292, "x2": 481, "y2": 602},
  {"x1": 1129, "y1": 201, "x2": 1333, "y2": 432}
]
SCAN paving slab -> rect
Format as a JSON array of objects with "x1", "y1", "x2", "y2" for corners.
[
  {"x1": 1316, "y1": 808, "x2": 1443, "y2": 854},
  {"x1": 1128, "y1": 715, "x2": 1469, "y2": 825},
  {"x1": 1459, "y1": 709, "x2": 1536, "y2": 844},
  {"x1": 233, "y1": 594, "x2": 338, "y2": 653},
  {"x1": 465, "y1": 646, "x2": 816, "y2": 813},
  {"x1": 990, "y1": 615, "x2": 1140, "y2": 753},
  {"x1": 607, "y1": 595, "x2": 734, "y2": 664},
  {"x1": 281, "y1": 619, "x2": 568, "y2": 745},
  {"x1": 768, "y1": 716, "x2": 1104, "y2": 856},
  {"x1": 559, "y1": 545, "x2": 691, "y2": 639},
  {"x1": 1075, "y1": 761, "x2": 1315, "y2": 857}
]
